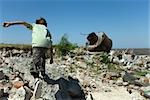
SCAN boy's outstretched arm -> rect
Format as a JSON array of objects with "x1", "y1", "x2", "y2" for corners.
[{"x1": 3, "y1": 21, "x2": 32, "y2": 29}]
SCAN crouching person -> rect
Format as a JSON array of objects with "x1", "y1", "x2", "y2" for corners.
[{"x1": 86, "y1": 32, "x2": 112, "y2": 53}]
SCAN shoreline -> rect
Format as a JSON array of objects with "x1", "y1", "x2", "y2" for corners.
[{"x1": 0, "y1": 43, "x2": 149, "y2": 55}]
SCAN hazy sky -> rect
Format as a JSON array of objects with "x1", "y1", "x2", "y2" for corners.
[{"x1": 0, "y1": 0, "x2": 149, "y2": 48}]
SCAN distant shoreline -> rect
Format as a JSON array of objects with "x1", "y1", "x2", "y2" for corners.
[
  {"x1": 112, "y1": 48, "x2": 150, "y2": 55},
  {"x1": 0, "y1": 43, "x2": 149, "y2": 55}
]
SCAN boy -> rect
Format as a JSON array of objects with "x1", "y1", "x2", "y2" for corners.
[
  {"x1": 86, "y1": 32, "x2": 112, "y2": 53},
  {"x1": 3, "y1": 17, "x2": 53, "y2": 78}
]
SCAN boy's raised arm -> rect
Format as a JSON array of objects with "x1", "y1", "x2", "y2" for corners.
[{"x1": 3, "y1": 21, "x2": 32, "y2": 29}]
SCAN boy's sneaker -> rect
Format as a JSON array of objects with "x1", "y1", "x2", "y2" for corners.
[
  {"x1": 39, "y1": 71, "x2": 45, "y2": 79},
  {"x1": 33, "y1": 78, "x2": 42, "y2": 99}
]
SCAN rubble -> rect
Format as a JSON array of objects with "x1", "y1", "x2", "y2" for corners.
[{"x1": 0, "y1": 47, "x2": 149, "y2": 100}]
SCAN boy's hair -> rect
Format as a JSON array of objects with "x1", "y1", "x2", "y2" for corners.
[{"x1": 36, "y1": 17, "x2": 47, "y2": 27}]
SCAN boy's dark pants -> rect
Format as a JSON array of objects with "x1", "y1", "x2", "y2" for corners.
[{"x1": 30, "y1": 47, "x2": 47, "y2": 78}]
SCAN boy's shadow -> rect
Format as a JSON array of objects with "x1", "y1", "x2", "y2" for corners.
[{"x1": 43, "y1": 74, "x2": 86, "y2": 100}]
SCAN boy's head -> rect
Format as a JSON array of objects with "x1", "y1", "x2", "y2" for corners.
[
  {"x1": 87, "y1": 32, "x2": 98, "y2": 45},
  {"x1": 36, "y1": 17, "x2": 47, "y2": 27}
]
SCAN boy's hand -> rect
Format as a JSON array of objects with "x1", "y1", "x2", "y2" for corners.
[
  {"x1": 50, "y1": 58, "x2": 53, "y2": 64},
  {"x1": 3, "y1": 22, "x2": 11, "y2": 27}
]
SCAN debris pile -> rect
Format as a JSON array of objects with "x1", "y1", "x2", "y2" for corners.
[{"x1": 0, "y1": 48, "x2": 150, "y2": 100}]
